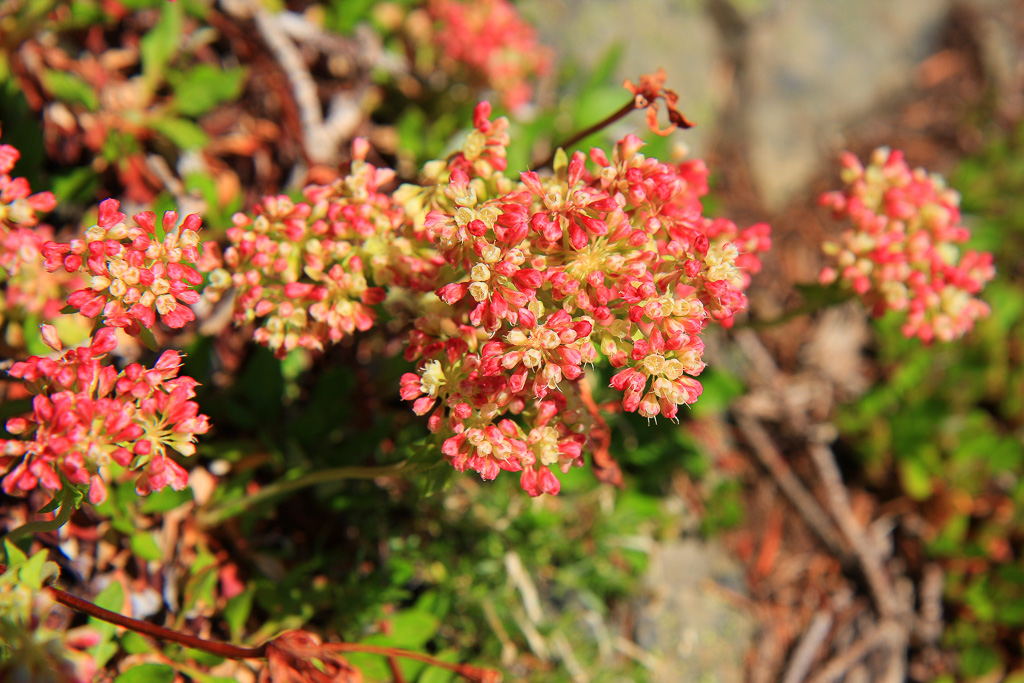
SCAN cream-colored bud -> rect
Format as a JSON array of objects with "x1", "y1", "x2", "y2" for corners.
[
  {"x1": 469, "y1": 281, "x2": 490, "y2": 302},
  {"x1": 151, "y1": 278, "x2": 170, "y2": 296},
  {"x1": 156, "y1": 294, "x2": 177, "y2": 315},
  {"x1": 470, "y1": 264, "x2": 491, "y2": 282}
]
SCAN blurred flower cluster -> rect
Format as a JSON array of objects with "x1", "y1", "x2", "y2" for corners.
[
  {"x1": 206, "y1": 100, "x2": 770, "y2": 495},
  {"x1": 0, "y1": 134, "x2": 80, "y2": 348},
  {"x1": 1, "y1": 326, "x2": 209, "y2": 503},
  {"x1": 820, "y1": 147, "x2": 995, "y2": 342},
  {"x1": 397, "y1": 0, "x2": 553, "y2": 111}
]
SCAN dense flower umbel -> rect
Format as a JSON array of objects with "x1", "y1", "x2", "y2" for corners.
[
  {"x1": 41, "y1": 199, "x2": 204, "y2": 335},
  {"x1": 820, "y1": 148, "x2": 995, "y2": 342},
  {"x1": 395, "y1": 102, "x2": 770, "y2": 494},
  {"x1": 1, "y1": 326, "x2": 210, "y2": 503},
  {"x1": 202, "y1": 139, "x2": 433, "y2": 358}
]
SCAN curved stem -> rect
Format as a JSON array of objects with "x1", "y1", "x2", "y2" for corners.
[
  {"x1": 741, "y1": 289, "x2": 856, "y2": 329},
  {"x1": 533, "y1": 99, "x2": 636, "y2": 170},
  {"x1": 198, "y1": 461, "x2": 416, "y2": 526},
  {"x1": 323, "y1": 642, "x2": 497, "y2": 681},
  {"x1": 46, "y1": 584, "x2": 266, "y2": 659},
  {"x1": 3, "y1": 486, "x2": 78, "y2": 547}
]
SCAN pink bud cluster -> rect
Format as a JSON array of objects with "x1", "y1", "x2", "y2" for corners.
[
  {"x1": 41, "y1": 199, "x2": 204, "y2": 335},
  {"x1": 819, "y1": 148, "x2": 995, "y2": 343},
  {"x1": 201, "y1": 139, "x2": 432, "y2": 358},
  {"x1": 1, "y1": 326, "x2": 210, "y2": 503},
  {"x1": 396, "y1": 102, "x2": 770, "y2": 495},
  {"x1": 423, "y1": 0, "x2": 552, "y2": 110}
]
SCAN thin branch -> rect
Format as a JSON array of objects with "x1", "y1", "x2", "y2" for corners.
[
  {"x1": 533, "y1": 100, "x2": 636, "y2": 170},
  {"x1": 807, "y1": 620, "x2": 905, "y2": 683},
  {"x1": 198, "y1": 462, "x2": 415, "y2": 526},
  {"x1": 780, "y1": 611, "x2": 833, "y2": 683},
  {"x1": 47, "y1": 583, "x2": 266, "y2": 659},
  {"x1": 3, "y1": 486, "x2": 78, "y2": 546}
]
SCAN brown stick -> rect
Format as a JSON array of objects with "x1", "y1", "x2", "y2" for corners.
[
  {"x1": 807, "y1": 441, "x2": 900, "y2": 619},
  {"x1": 734, "y1": 415, "x2": 848, "y2": 558}
]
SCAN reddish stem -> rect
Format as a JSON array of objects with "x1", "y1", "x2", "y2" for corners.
[
  {"x1": 46, "y1": 584, "x2": 266, "y2": 659},
  {"x1": 45, "y1": 584, "x2": 500, "y2": 681},
  {"x1": 323, "y1": 643, "x2": 498, "y2": 681},
  {"x1": 533, "y1": 99, "x2": 636, "y2": 169}
]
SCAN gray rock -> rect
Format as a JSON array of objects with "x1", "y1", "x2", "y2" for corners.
[{"x1": 636, "y1": 539, "x2": 756, "y2": 683}]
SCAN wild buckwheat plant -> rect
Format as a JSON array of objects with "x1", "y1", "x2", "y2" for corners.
[
  {"x1": 820, "y1": 147, "x2": 995, "y2": 343},
  {"x1": 204, "y1": 100, "x2": 771, "y2": 496}
]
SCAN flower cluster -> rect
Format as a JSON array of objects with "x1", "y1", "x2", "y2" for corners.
[
  {"x1": 201, "y1": 139, "x2": 434, "y2": 358},
  {"x1": 394, "y1": 101, "x2": 770, "y2": 494},
  {"x1": 819, "y1": 148, "x2": 995, "y2": 342},
  {"x1": 207, "y1": 99, "x2": 769, "y2": 495},
  {"x1": 1, "y1": 326, "x2": 210, "y2": 503},
  {"x1": 41, "y1": 199, "x2": 204, "y2": 335},
  {"x1": 418, "y1": 0, "x2": 552, "y2": 110}
]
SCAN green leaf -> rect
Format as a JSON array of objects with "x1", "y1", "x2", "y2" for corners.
[
  {"x1": 136, "y1": 325, "x2": 159, "y2": 353},
  {"x1": 114, "y1": 663, "x2": 176, "y2": 683},
  {"x1": 3, "y1": 539, "x2": 27, "y2": 566},
  {"x1": 36, "y1": 491, "x2": 63, "y2": 514},
  {"x1": 148, "y1": 116, "x2": 208, "y2": 150},
  {"x1": 140, "y1": 1, "x2": 183, "y2": 91},
  {"x1": 42, "y1": 70, "x2": 98, "y2": 110},
  {"x1": 130, "y1": 532, "x2": 163, "y2": 562},
  {"x1": 140, "y1": 487, "x2": 193, "y2": 513},
  {"x1": 92, "y1": 580, "x2": 125, "y2": 613},
  {"x1": 19, "y1": 549, "x2": 59, "y2": 588},
  {"x1": 120, "y1": 631, "x2": 153, "y2": 655},
  {"x1": 959, "y1": 644, "x2": 1001, "y2": 677},
  {"x1": 387, "y1": 610, "x2": 440, "y2": 649},
  {"x1": 899, "y1": 458, "x2": 933, "y2": 501},
  {"x1": 417, "y1": 650, "x2": 458, "y2": 683},
  {"x1": 170, "y1": 64, "x2": 247, "y2": 117},
  {"x1": 51, "y1": 166, "x2": 101, "y2": 203},
  {"x1": 224, "y1": 588, "x2": 255, "y2": 642}
]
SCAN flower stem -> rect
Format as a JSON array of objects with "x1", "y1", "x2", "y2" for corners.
[
  {"x1": 46, "y1": 583, "x2": 266, "y2": 659},
  {"x1": 2, "y1": 486, "x2": 78, "y2": 548},
  {"x1": 198, "y1": 461, "x2": 417, "y2": 526},
  {"x1": 533, "y1": 99, "x2": 636, "y2": 170},
  {"x1": 47, "y1": 584, "x2": 500, "y2": 680}
]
